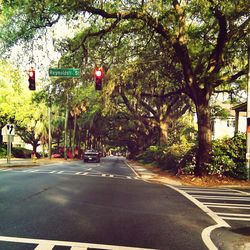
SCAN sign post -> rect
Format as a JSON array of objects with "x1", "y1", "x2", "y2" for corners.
[{"x1": 2, "y1": 124, "x2": 15, "y2": 163}]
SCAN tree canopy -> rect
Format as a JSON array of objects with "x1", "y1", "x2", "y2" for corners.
[{"x1": 0, "y1": 0, "x2": 249, "y2": 175}]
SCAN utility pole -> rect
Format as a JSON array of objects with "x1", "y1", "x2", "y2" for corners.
[
  {"x1": 246, "y1": 35, "x2": 250, "y2": 180},
  {"x1": 64, "y1": 92, "x2": 69, "y2": 160},
  {"x1": 48, "y1": 95, "x2": 52, "y2": 160}
]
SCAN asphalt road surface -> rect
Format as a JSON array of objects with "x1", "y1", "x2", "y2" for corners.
[{"x1": 0, "y1": 157, "x2": 226, "y2": 250}]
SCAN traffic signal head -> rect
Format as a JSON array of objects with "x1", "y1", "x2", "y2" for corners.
[
  {"x1": 95, "y1": 69, "x2": 102, "y2": 78},
  {"x1": 94, "y1": 67, "x2": 104, "y2": 91},
  {"x1": 28, "y1": 69, "x2": 36, "y2": 91}
]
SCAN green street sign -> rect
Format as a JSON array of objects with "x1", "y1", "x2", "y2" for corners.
[{"x1": 49, "y1": 68, "x2": 81, "y2": 77}]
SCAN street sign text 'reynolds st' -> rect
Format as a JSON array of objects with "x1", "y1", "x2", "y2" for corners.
[{"x1": 49, "y1": 68, "x2": 81, "y2": 77}]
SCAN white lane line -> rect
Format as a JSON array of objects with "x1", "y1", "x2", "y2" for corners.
[
  {"x1": 34, "y1": 242, "x2": 54, "y2": 250},
  {"x1": 185, "y1": 191, "x2": 244, "y2": 195},
  {"x1": 206, "y1": 205, "x2": 250, "y2": 209},
  {"x1": 228, "y1": 188, "x2": 250, "y2": 196},
  {"x1": 50, "y1": 171, "x2": 56, "y2": 173},
  {"x1": 204, "y1": 202, "x2": 250, "y2": 207},
  {"x1": 75, "y1": 172, "x2": 82, "y2": 175},
  {"x1": 216, "y1": 212, "x2": 250, "y2": 217},
  {"x1": 127, "y1": 176, "x2": 132, "y2": 179},
  {"x1": 57, "y1": 171, "x2": 64, "y2": 174},
  {"x1": 193, "y1": 195, "x2": 250, "y2": 201},
  {"x1": 87, "y1": 168, "x2": 92, "y2": 171},
  {"x1": 110, "y1": 174, "x2": 114, "y2": 178},
  {"x1": 71, "y1": 247, "x2": 88, "y2": 250},
  {"x1": 220, "y1": 217, "x2": 250, "y2": 221},
  {"x1": 0, "y1": 235, "x2": 157, "y2": 250},
  {"x1": 82, "y1": 172, "x2": 88, "y2": 175},
  {"x1": 168, "y1": 185, "x2": 230, "y2": 250},
  {"x1": 102, "y1": 174, "x2": 106, "y2": 177},
  {"x1": 202, "y1": 225, "x2": 224, "y2": 250},
  {"x1": 123, "y1": 161, "x2": 140, "y2": 178},
  {"x1": 30, "y1": 170, "x2": 39, "y2": 173},
  {"x1": 178, "y1": 187, "x2": 229, "y2": 191}
]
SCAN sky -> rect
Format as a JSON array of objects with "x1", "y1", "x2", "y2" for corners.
[{"x1": 7, "y1": 18, "x2": 84, "y2": 84}]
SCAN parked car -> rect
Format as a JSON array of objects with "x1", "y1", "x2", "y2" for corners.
[{"x1": 83, "y1": 150, "x2": 100, "y2": 163}]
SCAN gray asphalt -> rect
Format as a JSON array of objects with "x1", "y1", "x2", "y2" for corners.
[{"x1": 0, "y1": 157, "x2": 212, "y2": 250}]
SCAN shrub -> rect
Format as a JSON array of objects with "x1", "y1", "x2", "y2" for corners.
[
  {"x1": 12, "y1": 147, "x2": 33, "y2": 158},
  {"x1": 179, "y1": 134, "x2": 247, "y2": 179},
  {"x1": 136, "y1": 133, "x2": 247, "y2": 179},
  {"x1": 211, "y1": 133, "x2": 246, "y2": 179},
  {"x1": 136, "y1": 142, "x2": 194, "y2": 173},
  {"x1": 0, "y1": 146, "x2": 7, "y2": 158}
]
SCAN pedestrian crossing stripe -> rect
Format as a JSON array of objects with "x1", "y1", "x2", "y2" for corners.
[
  {"x1": 0, "y1": 235, "x2": 157, "y2": 250},
  {"x1": 0, "y1": 168, "x2": 140, "y2": 180},
  {"x1": 170, "y1": 185, "x2": 250, "y2": 222}
]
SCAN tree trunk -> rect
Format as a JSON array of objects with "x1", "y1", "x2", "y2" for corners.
[
  {"x1": 32, "y1": 141, "x2": 39, "y2": 153},
  {"x1": 159, "y1": 121, "x2": 168, "y2": 145},
  {"x1": 195, "y1": 102, "x2": 212, "y2": 176}
]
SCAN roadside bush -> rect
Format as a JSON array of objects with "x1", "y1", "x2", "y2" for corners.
[
  {"x1": 136, "y1": 142, "x2": 194, "y2": 173},
  {"x1": 12, "y1": 147, "x2": 33, "y2": 158},
  {"x1": 211, "y1": 133, "x2": 246, "y2": 179},
  {"x1": 0, "y1": 146, "x2": 7, "y2": 158},
  {"x1": 179, "y1": 133, "x2": 247, "y2": 179}
]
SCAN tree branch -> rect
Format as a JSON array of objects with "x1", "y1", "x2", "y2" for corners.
[
  {"x1": 141, "y1": 88, "x2": 185, "y2": 99},
  {"x1": 214, "y1": 68, "x2": 247, "y2": 87},
  {"x1": 207, "y1": 1, "x2": 227, "y2": 74}
]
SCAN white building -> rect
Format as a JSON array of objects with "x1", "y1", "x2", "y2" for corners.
[{"x1": 211, "y1": 103, "x2": 246, "y2": 139}]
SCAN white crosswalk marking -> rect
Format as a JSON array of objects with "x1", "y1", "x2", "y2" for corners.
[
  {"x1": 34, "y1": 242, "x2": 54, "y2": 250},
  {"x1": 71, "y1": 247, "x2": 87, "y2": 250},
  {"x1": 174, "y1": 186, "x2": 250, "y2": 224},
  {"x1": 0, "y1": 235, "x2": 157, "y2": 250},
  {"x1": 0, "y1": 168, "x2": 140, "y2": 181}
]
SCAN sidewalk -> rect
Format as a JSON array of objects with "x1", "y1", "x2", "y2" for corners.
[
  {"x1": 127, "y1": 160, "x2": 250, "y2": 188},
  {"x1": 0, "y1": 158, "x2": 68, "y2": 168},
  {"x1": 126, "y1": 160, "x2": 182, "y2": 186}
]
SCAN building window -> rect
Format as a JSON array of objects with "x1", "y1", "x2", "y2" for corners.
[{"x1": 227, "y1": 120, "x2": 235, "y2": 127}]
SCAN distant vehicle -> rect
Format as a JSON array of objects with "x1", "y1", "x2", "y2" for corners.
[
  {"x1": 83, "y1": 150, "x2": 100, "y2": 163},
  {"x1": 51, "y1": 153, "x2": 62, "y2": 158}
]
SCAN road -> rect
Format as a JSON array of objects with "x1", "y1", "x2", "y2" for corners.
[{"x1": 0, "y1": 157, "x2": 248, "y2": 250}]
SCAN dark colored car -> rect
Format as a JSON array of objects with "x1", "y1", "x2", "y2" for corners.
[{"x1": 83, "y1": 150, "x2": 100, "y2": 163}]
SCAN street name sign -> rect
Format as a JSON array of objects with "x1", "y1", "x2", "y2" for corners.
[{"x1": 49, "y1": 68, "x2": 81, "y2": 77}]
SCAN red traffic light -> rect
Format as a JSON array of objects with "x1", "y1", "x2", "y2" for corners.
[
  {"x1": 29, "y1": 70, "x2": 35, "y2": 78},
  {"x1": 95, "y1": 67, "x2": 104, "y2": 79},
  {"x1": 28, "y1": 68, "x2": 36, "y2": 91},
  {"x1": 95, "y1": 69, "x2": 102, "y2": 77}
]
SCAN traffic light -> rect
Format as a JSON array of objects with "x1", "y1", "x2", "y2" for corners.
[
  {"x1": 94, "y1": 67, "x2": 104, "y2": 90},
  {"x1": 28, "y1": 68, "x2": 36, "y2": 90}
]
